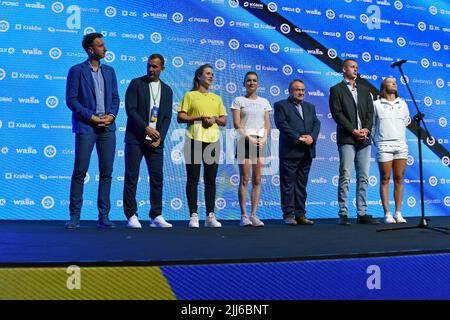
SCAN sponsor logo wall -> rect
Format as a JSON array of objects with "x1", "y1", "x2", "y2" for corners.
[{"x1": 0, "y1": 0, "x2": 449, "y2": 220}]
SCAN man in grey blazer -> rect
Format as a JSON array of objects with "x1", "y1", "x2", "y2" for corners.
[
  {"x1": 329, "y1": 59, "x2": 378, "y2": 225},
  {"x1": 274, "y1": 79, "x2": 321, "y2": 225}
]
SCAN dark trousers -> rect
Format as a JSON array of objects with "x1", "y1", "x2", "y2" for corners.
[
  {"x1": 184, "y1": 137, "x2": 220, "y2": 215},
  {"x1": 279, "y1": 155, "x2": 312, "y2": 219},
  {"x1": 69, "y1": 130, "x2": 116, "y2": 218},
  {"x1": 123, "y1": 143, "x2": 164, "y2": 219}
]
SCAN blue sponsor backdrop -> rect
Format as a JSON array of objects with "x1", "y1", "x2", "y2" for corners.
[{"x1": 0, "y1": 0, "x2": 449, "y2": 220}]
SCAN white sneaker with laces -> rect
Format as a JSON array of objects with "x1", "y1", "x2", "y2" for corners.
[
  {"x1": 205, "y1": 212, "x2": 222, "y2": 228},
  {"x1": 189, "y1": 213, "x2": 199, "y2": 228},
  {"x1": 127, "y1": 215, "x2": 142, "y2": 228},
  {"x1": 250, "y1": 215, "x2": 264, "y2": 227},
  {"x1": 394, "y1": 212, "x2": 407, "y2": 224},
  {"x1": 240, "y1": 215, "x2": 252, "y2": 227},
  {"x1": 150, "y1": 215, "x2": 172, "y2": 228},
  {"x1": 384, "y1": 213, "x2": 396, "y2": 224}
]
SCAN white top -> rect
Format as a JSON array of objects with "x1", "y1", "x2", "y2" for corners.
[
  {"x1": 231, "y1": 96, "x2": 272, "y2": 137},
  {"x1": 373, "y1": 97, "x2": 410, "y2": 146}
]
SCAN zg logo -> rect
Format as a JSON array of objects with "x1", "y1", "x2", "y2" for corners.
[
  {"x1": 104, "y1": 6, "x2": 117, "y2": 18},
  {"x1": 327, "y1": 49, "x2": 337, "y2": 59},
  {"x1": 272, "y1": 175, "x2": 280, "y2": 186},
  {"x1": 214, "y1": 16, "x2": 225, "y2": 28},
  {"x1": 326, "y1": 9, "x2": 335, "y2": 19},
  {"x1": 0, "y1": 68, "x2": 6, "y2": 81},
  {"x1": 407, "y1": 196, "x2": 416, "y2": 208},
  {"x1": 282, "y1": 65, "x2": 293, "y2": 76},
  {"x1": 49, "y1": 47, "x2": 62, "y2": 60},
  {"x1": 436, "y1": 78, "x2": 445, "y2": 89},
  {"x1": 394, "y1": 1, "x2": 403, "y2": 10},
  {"x1": 172, "y1": 12, "x2": 184, "y2": 24},
  {"x1": 42, "y1": 196, "x2": 55, "y2": 209},
  {"x1": 417, "y1": 21, "x2": 426, "y2": 31},
  {"x1": 228, "y1": 39, "x2": 240, "y2": 50},
  {"x1": 226, "y1": 82, "x2": 237, "y2": 94},
  {"x1": 172, "y1": 56, "x2": 184, "y2": 68},
  {"x1": 421, "y1": 58, "x2": 430, "y2": 68},
  {"x1": 51, "y1": 2, "x2": 64, "y2": 13},
  {"x1": 345, "y1": 31, "x2": 355, "y2": 41},
  {"x1": 280, "y1": 24, "x2": 290, "y2": 34},
  {"x1": 229, "y1": 0, "x2": 239, "y2": 8},
  {"x1": 362, "y1": 52, "x2": 371, "y2": 62},
  {"x1": 397, "y1": 37, "x2": 406, "y2": 47},
  {"x1": 429, "y1": 176, "x2": 438, "y2": 187},
  {"x1": 432, "y1": 41, "x2": 441, "y2": 51},
  {"x1": 150, "y1": 32, "x2": 162, "y2": 44},
  {"x1": 267, "y1": 2, "x2": 278, "y2": 12},
  {"x1": 170, "y1": 198, "x2": 183, "y2": 210},
  {"x1": 0, "y1": 20, "x2": 10, "y2": 32},
  {"x1": 269, "y1": 43, "x2": 280, "y2": 53},
  {"x1": 215, "y1": 59, "x2": 226, "y2": 71},
  {"x1": 429, "y1": 6, "x2": 438, "y2": 15},
  {"x1": 46, "y1": 96, "x2": 59, "y2": 108},
  {"x1": 44, "y1": 145, "x2": 57, "y2": 158},
  {"x1": 423, "y1": 96, "x2": 433, "y2": 106},
  {"x1": 104, "y1": 51, "x2": 115, "y2": 63},
  {"x1": 215, "y1": 197, "x2": 226, "y2": 210},
  {"x1": 230, "y1": 174, "x2": 240, "y2": 186},
  {"x1": 270, "y1": 85, "x2": 280, "y2": 96}
]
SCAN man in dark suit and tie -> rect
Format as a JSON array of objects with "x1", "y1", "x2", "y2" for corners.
[
  {"x1": 329, "y1": 59, "x2": 378, "y2": 225},
  {"x1": 274, "y1": 79, "x2": 321, "y2": 225},
  {"x1": 123, "y1": 53, "x2": 173, "y2": 228},
  {"x1": 65, "y1": 33, "x2": 119, "y2": 229}
]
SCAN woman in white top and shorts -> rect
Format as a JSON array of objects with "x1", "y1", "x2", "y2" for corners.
[
  {"x1": 373, "y1": 77, "x2": 409, "y2": 224},
  {"x1": 232, "y1": 72, "x2": 272, "y2": 227}
]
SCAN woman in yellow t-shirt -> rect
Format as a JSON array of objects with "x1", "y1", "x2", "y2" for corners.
[{"x1": 177, "y1": 64, "x2": 227, "y2": 228}]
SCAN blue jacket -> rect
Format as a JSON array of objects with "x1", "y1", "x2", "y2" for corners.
[{"x1": 66, "y1": 60, "x2": 119, "y2": 133}]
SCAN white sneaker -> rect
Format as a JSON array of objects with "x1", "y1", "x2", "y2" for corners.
[
  {"x1": 394, "y1": 212, "x2": 407, "y2": 224},
  {"x1": 250, "y1": 215, "x2": 264, "y2": 227},
  {"x1": 189, "y1": 213, "x2": 199, "y2": 228},
  {"x1": 127, "y1": 215, "x2": 142, "y2": 228},
  {"x1": 150, "y1": 215, "x2": 172, "y2": 228},
  {"x1": 384, "y1": 213, "x2": 396, "y2": 224},
  {"x1": 205, "y1": 212, "x2": 222, "y2": 228},
  {"x1": 240, "y1": 215, "x2": 252, "y2": 227}
]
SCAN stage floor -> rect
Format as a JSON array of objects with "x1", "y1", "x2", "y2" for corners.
[{"x1": 1, "y1": 217, "x2": 450, "y2": 266}]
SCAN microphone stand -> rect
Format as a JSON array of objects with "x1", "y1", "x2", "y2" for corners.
[{"x1": 377, "y1": 63, "x2": 449, "y2": 234}]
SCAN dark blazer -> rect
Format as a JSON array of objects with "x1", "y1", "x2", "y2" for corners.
[
  {"x1": 274, "y1": 97, "x2": 321, "y2": 159},
  {"x1": 124, "y1": 76, "x2": 173, "y2": 146},
  {"x1": 66, "y1": 60, "x2": 119, "y2": 133},
  {"x1": 329, "y1": 80, "x2": 374, "y2": 146}
]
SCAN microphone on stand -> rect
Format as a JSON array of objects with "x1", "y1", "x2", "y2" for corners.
[{"x1": 391, "y1": 59, "x2": 407, "y2": 68}]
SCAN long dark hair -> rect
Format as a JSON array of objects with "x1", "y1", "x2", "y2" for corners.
[
  {"x1": 191, "y1": 64, "x2": 213, "y2": 91},
  {"x1": 380, "y1": 77, "x2": 399, "y2": 99}
]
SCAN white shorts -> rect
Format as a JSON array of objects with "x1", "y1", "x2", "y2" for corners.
[{"x1": 377, "y1": 144, "x2": 408, "y2": 162}]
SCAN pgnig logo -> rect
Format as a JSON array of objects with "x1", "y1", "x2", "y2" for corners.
[
  {"x1": 51, "y1": 2, "x2": 64, "y2": 13},
  {"x1": 269, "y1": 43, "x2": 280, "y2": 54},
  {"x1": 49, "y1": 47, "x2": 62, "y2": 60},
  {"x1": 267, "y1": 2, "x2": 278, "y2": 12},
  {"x1": 151, "y1": 32, "x2": 162, "y2": 44},
  {"x1": 104, "y1": 51, "x2": 115, "y2": 63},
  {"x1": 328, "y1": 49, "x2": 337, "y2": 59},
  {"x1": 215, "y1": 59, "x2": 226, "y2": 71},
  {"x1": 0, "y1": 68, "x2": 6, "y2": 81},
  {"x1": 44, "y1": 145, "x2": 57, "y2": 158},
  {"x1": 326, "y1": 9, "x2": 335, "y2": 19},
  {"x1": 215, "y1": 197, "x2": 226, "y2": 210},
  {"x1": 214, "y1": 16, "x2": 225, "y2": 27},
  {"x1": 172, "y1": 12, "x2": 184, "y2": 24},
  {"x1": 407, "y1": 196, "x2": 416, "y2": 208},
  {"x1": 46, "y1": 96, "x2": 59, "y2": 109},
  {"x1": 362, "y1": 52, "x2": 371, "y2": 62},
  {"x1": 42, "y1": 196, "x2": 55, "y2": 209},
  {"x1": 170, "y1": 198, "x2": 183, "y2": 210},
  {"x1": 228, "y1": 39, "x2": 240, "y2": 50},
  {"x1": 282, "y1": 65, "x2": 293, "y2": 76},
  {"x1": 0, "y1": 20, "x2": 10, "y2": 32},
  {"x1": 269, "y1": 85, "x2": 280, "y2": 96},
  {"x1": 105, "y1": 6, "x2": 117, "y2": 18},
  {"x1": 172, "y1": 56, "x2": 184, "y2": 68},
  {"x1": 429, "y1": 176, "x2": 438, "y2": 187}
]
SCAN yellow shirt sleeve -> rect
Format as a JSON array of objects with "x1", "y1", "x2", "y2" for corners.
[{"x1": 178, "y1": 92, "x2": 191, "y2": 113}]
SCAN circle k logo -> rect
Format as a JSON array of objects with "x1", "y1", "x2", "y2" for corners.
[
  {"x1": 172, "y1": 12, "x2": 184, "y2": 23},
  {"x1": 432, "y1": 41, "x2": 441, "y2": 51},
  {"x1": 104, "y1": 6, "x2": 117, "y2": 18},
  {"x1": 269, "y1": 43, "x2": 280, "y2": 53},
  {"x1": 394, "y1": 1, "x2": 403, "y2": 10},
  {"x1": 362, "y1": 52, "x2": 371, "y2": 62},
  {"x1": 46, "y1": 96, "x2": 59, "y2": 108},
  {"x1": 0, "y1": 68, "x2": 6, "y2": 81},
  {"x1": 429, "y1": 176, "x2": 438, "y2": 187},
  {"x1": 429, "y1": 6, "x2": 437, "y2": 15},
  {"x1": 421, "y1": 58, "x2": 430, "y2": 68},
  {"x1": 215, "y1": 197, "x2": 226, "y2": 210},
  {"x1": 267, "y1": 2, "x2": 278, "y2": 12},
  {"x1": 327, "y1": 49, "x2": 337, "y2": 59},
  {"x1": 228, "y1": 39, "x2": 240, "y2": 50},
  {"x1": 270, "y1": 85, "x2": 280, "y2": 96},
  {"x1": 229, "y1": 0, "x2": 239, "y2": 8},
  {"x1": 215, "y1": 59, "x2": 226, "y2": 71},
  {"x1": 49, "y1": 47, "x2": 62, "y2": 60},
  {"x1": 51, "y1": 2, "x2": 64, "y2": 13},
  {"x1": 438, "y1": 117, "x2": 447, "y2": 127},
  {"x1": 272, "y1": 175, "x2": 280, "y2": 186},
  {"x1": 150, "y1": 32, "x2": 162, "y2": 44},
  {"x1": 42, "y1": 196, "x2": 55, "y2": 209},
  {"x1": 44, "y1": 145, "x2": 57, "y2": 158},
  {"x1": 326, "y1": 9, "x2": 335, "y2": 19},
  {"x1": 172, "y1": 56, "x2": 184, "y2": 68},
  {"x1": 104, "y1": 51, "x2": 115, "y2": 63},
  {"x1": 214, "y1": 16, "x2": 225, "y2": 27},
  {"x1": 1, "y1": 147, "x2": 8, "y2": 154},
  {"x1": 0, "y1": 20, "x2": 10, "y2": 32},
  {"x1": 417, "y1": 21, "x2": 427, "y2": 31},
  {"x1": 226, "y1": 82, "x2": 237, "y2": 94},
  {"x1": 282, "y1": 65, "x2": 293, "y2": 76},
  {"x1": 423, "y1": 96, "x2": 433, "y2": 106},
  {"x1": 280, "y1": 24, "x2": 290, "y2": 34},
  {"x1": 397, "y1": 37, "x2": 406, "y2": 47},
  {"x1": 345, "y1": 31, "x2": 355, "y2": 41},
  {"x1": 407, "y1": 196, "x2": 416, "y2": 208},
  {"x1": 170, "y1": 198, "x2": 183, "y2": 210},
  {"x1": 84, "y1": 27, "x2": 96, "y2": 35}
]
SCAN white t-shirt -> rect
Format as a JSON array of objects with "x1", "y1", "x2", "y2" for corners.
[
  {"x1": 373, "y1": 97, "x2": 410, "y2": 146},
  {"x1": 231, "y1": 96, "x2": 272, "y2": 138},
  {"x1": 148, "y1": 81, "x2": 161, "y2": 128}
]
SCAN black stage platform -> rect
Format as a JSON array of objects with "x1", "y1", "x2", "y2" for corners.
[{"x1": 1, "y1": 217, "x2": 450, "y2": 266}]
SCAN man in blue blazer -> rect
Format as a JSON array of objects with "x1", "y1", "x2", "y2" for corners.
[
  {"x1": 123, "y1": 54, "x2": 173, "y2": 228},
  {"x1": 274, "y1": 79, "x2": 321, "y2": 225},
  {"x1": 65, "y1": 33, "x2": 119, "y2": 229}
]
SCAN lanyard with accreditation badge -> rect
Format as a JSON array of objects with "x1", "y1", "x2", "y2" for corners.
[{"x1": 149, "y1": 81, "x2": 161, "y2": 127}]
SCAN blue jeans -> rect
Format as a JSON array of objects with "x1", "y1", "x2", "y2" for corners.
[
  {"x1": 69, "y1": 130, "x2": 116, "y2": 218},
  {"x1": 337, "y1": 144, "x2": 371, "y2": 217}
]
